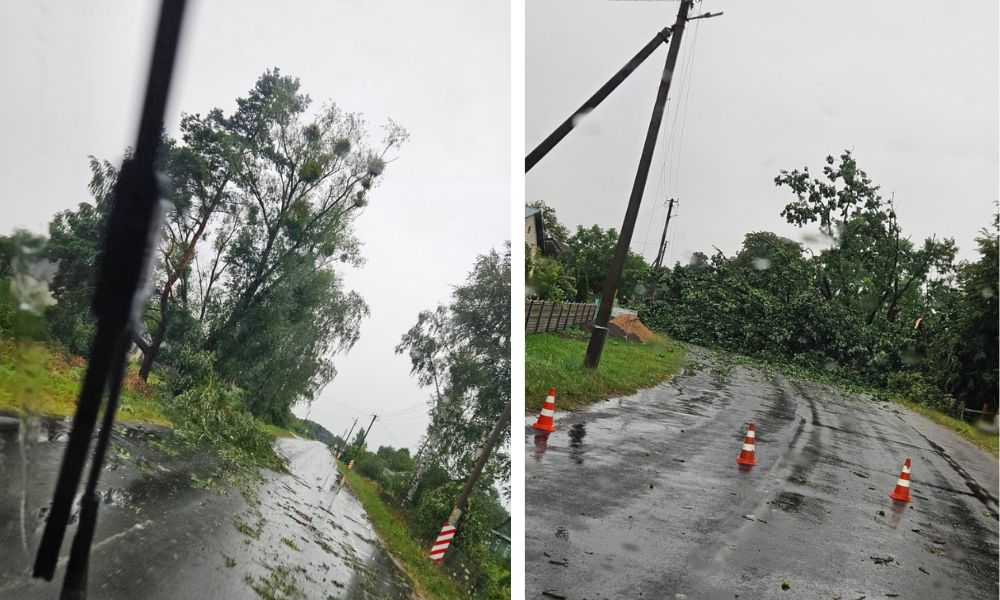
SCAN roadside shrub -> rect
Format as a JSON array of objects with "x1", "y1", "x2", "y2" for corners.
[
  {"x1": 888, "y1": 371, "x2": 961, "y2": 418},
  {"x1": 381, "y1": 470, "x2": 411, "y2": 502},
  {"x1": 354, "y1": 452, "x2": 385, "y2": 480}
]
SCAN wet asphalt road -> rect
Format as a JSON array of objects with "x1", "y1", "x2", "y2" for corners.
[
  {"x1": 0, "y1": 423, "x2": 413, "y2": 599},
  {"x1": 525, "y1": 355, "x2": 1000, "y2": 599}
]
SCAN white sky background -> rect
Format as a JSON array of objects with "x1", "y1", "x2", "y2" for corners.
[
  {"x1": 527, "y1": 0, "x2": 999, "y2": 266},
  {"x1": 0, "y1": 0, "x2": 511, "y2": 452}
]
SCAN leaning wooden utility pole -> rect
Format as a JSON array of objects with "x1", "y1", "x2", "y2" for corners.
[
  {"x1": 355, "y1": 414, "x2": 377, "y2": 453},
  {"x1": 429, "y1": 400, "x2": 512, "y2": 564},
  {"x1": 338, "y1": 417, "x2": 359, "y2": 459},
  {"x1": 584, "y1": 0, "x2": 703, "y2": 368},
  {"x1": 652, "y1": 198, "x2": 676, "y2": 269}
]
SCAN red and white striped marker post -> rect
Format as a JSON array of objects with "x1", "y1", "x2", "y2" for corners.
[
  {"x1": 428, "y1": 521, "x2": 457, "y2": 564},
  {"x1": 347, "y1": 459, "x2": 355, "y2": 470}
]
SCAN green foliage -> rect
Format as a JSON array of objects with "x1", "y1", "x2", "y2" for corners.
[
  {"x1": 560, "y1": 225, "x2": 652, "y2": 303},
  {"x1": 923, "y1": 213, "x2": 999, "y2": 410},
  {"x1": 196, "y1": 69, "x2": 405, "y2": 423},
  {"x1": 354, "y1": 451, "x2": 386, "y2": 480},
  {"x1": 886, "y1": 371, "x2": 960, "y2": 417},
  {"x1": 527, "y1": 199, "x2": 570, "y2": 242},
  {"x1": 42, "y1": 159, "x2": 115, "y2": 355},
  {"x1": 411, "y1": 482, "x2": 493, "y2": 559},
  {"x1": 397, "y1": 247, "x2": 511, "y2": 493},
  {"x1": 0, "y1": 232, "x2": 53, "y2": 341},
  {"x1": 339, "y1": 467, "x2": 476, "y2": 600},
  {"x1": 525, "y1": 254, "x2": 575, "y2": 302},
  {"x1": 168, "y1": 379, "x2": 285, "y2": 471},
  {"x1": 638, "y1": 151, "x2": 996, "y2": 422},
  {"x1": 211, "y1": 260, "x2": 369, "y2": 425},
  {"x1": 377, "y1": 445, "x2": 415, "y2": 472}
]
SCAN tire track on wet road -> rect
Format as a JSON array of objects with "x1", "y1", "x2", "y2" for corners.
[{"x1": 526, "y1": 355, "x2": 999, "y2": 600}]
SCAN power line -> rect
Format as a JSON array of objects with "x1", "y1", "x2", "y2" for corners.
[
  {"x1": 320, "y1": 397, "x2": 374, "y2": 417},
  {"x1": 672, "y1": 18, "x2": 701, "y2": 198},
  {"x1": 381, "y1": 400, "x2": 430, "y2": 418},
  {"x1": 379, "y1": 421, "x2": 402, "y2": 446}
]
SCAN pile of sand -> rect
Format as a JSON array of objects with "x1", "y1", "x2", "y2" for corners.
[{"x1": 608, "y1": 314, "x2": 656, "y2": 342}]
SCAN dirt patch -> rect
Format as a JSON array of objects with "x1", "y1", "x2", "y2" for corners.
[{"x1": 608, "y1": 315, "x2": 656, "y2": 342}]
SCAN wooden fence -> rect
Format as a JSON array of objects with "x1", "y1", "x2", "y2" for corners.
[{"x1": 525, "y1": 299, "x2": 597, "y2": 333}]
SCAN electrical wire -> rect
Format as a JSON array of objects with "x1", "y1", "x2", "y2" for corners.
[
  {"x1": 672, "y1": 18, "x2": 701, "y2": 199},
  {"x1": 381, "y1": 400, "x2": 431, "y2": 418},
  {"x1": 379, "y1": 421, "x2": 402, "y2": 446},
  {"x1": 321, "y1": 397, "x2": 373, "y2": 417}
]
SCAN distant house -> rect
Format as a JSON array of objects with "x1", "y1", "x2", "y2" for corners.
[
  {"x1": 525, "y1": 204, "x2": 569, "y2": 259},
  {"x1": 487, "y1": 516, "x2": 511, "y2": 560}
]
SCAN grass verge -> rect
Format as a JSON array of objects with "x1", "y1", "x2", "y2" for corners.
[
  {"x1": 525, "y1": 328, "x2": 687, "y2": 411},
  {"x1": 262, "y1": 423, "x2": 297, "y2": 438},
  {"x1": 339, "y1": 465, "x2": 468, "y2": 600},
  {"x1": 0, "y1": 337, "x2": 170, "y2": 425},
  {"x1": 893, "y1": 397, "x2": 999, "y2": 458}
]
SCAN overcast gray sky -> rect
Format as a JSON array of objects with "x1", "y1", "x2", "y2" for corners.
[
  {"x1": 527, "y1": 0, "x2": 998, "y2": 266},
  {"x1": 0, "y1": 0, "x2": 510, "y2": 452}
]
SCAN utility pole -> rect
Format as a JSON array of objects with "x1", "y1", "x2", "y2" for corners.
[
  {"x1": 338, "y1": 417, "x2": 358, "y2": 459},
  {"x1": 435, "y1": 400, "x2": 511, "y2": 558},
  {"x1": 338, "y1": 414, "x2": 376, "y2": 486},
  {"x1": 652, "y1": 198, "x2": 676, "y2": 269},
  {"x1": 353, "y1": 414, "x2": 377, "y2": 456},
  {"x1": 584, "y1": 0, "x2": 695, "y2": 369},
  {"x1": 406, "y1": 431, "x2": 435, "y2": 504}
]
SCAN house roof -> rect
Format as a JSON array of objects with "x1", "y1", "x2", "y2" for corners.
[
  {"x1": 525, "y1": 206, "x2": 541, "y2": 218},
  {"x1": 546, "y1": 236, "x2": 571, "y2": 253}
]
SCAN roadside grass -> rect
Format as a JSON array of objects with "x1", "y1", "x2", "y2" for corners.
[
  {"x1": 339, "y1": 465, "x2": 468, "y2": 600},
  {"x1": 893, "y1": 397, "x2": 999, "y2": 458},
  {"x1": 525, "y1": 328, "x2": 687, "y2": 411},
  {"x1": 262, "y1": 423, "x2": 297, "y2": 438},
  {"x1": 0, "y1": 337, "x2": 171, "y2": 426}
]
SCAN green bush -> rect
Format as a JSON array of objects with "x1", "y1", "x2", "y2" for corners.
[
  {"x1": 168, "y1": 379, "x2": 285, "y2": 471},
  {"x1": 354, "y1": 451, "x2": 386, "y2": 480},
  {"x1": 887, "y1": 371, "x2": 961, "y2": 418}
]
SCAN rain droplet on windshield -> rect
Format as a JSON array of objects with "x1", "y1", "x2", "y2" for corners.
[
  {"x1": 752, "y1": 257, "x2": 771, "y2": 271},
  {"x1": 981, "y1": 287, "x2": 995, "y2": 299}
]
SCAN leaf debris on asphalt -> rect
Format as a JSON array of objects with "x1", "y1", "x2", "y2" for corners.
[{"x1": 870, "y1": 555, "x2": 894, "y2": 565}]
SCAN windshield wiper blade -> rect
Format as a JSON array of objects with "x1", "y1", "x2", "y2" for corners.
[{"x1": 32, "y1": 1, "x2": 188, "y2": 596}]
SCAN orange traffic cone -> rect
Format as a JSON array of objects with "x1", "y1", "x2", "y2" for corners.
[
  {"x1": 889, "y1": 457, "x2": 912, "y2": 502},
  {"x1": 532, "y1": 388, "x2": 557, "y2": 432},
  {"x1": 736, "y1": 422, "x2": 757, "y2": 466}
]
